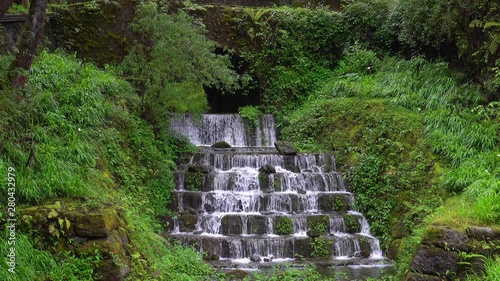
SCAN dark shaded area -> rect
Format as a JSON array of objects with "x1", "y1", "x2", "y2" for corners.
[{"x1": 205, "y1": 48, "x2": 260, "y2": 113}]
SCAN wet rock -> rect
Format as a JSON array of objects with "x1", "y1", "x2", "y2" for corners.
[
  {"x1": 258, "y1": 173, "x2": 272, "y2": 193},
  {"x1": 250, "y1": 255, "x2": 261, "y2": 262},
  {"x1": 466, "y1": 226, "x2": 500, "y2": 241},
  {"x1": 211, "y1": 141, "x2": 231, "y2": 148},
  {"x1": 404, "y1": 272, "x2": 441, "y2": 281},
  {"x1": 259, "y1": 164, "x2": 276, "y2": 174},
  {"x1": 357, "y1": 235, "x2": 372, "y2": 258},
  {"x1": 203, "y1": 252, "x2": 220, "y2": 261},
  {"x1": 318, "y1": 194, "x2": 349, "y2": 212},
  {"x1": 167, "y1": 194, "x2": 179, "y2": 212},
  {"x1": 410, "y1": 245, "x2": 459, "y2": 277},
  {"x1": 293, "y1": 238, "x2": 313, "y2": 258},
  {"x1": 162, "y1": 216, "x2": 176, "y2": 232},
  {"x1": 248, "y1": 216, "x2": 267, "y2": 235},
  {"x1": 193, "y1": 230, "x2": 203, "y2": 235},
  {"x1": 297, "y1": 189, "x2": 307, "y2": 194},
  {"x1": 283, "y1": 155, "x2": 300, "y2": 173},
  {"x1": 179, "y1": 214, "x2": 197, "y2": 232},
  {"x1": 306, "y1": 215, "x2": 329, "y2": 235},
  {"x1": 183, "y1": 192, "x2": 202, "y2": 210},
  {"x1": 187, "y1": 164, "x2": 212, "y2": 173},
  {"x1": 275, "y1": 141, "x2": 297, "y2": 155},
  {"x1": 222, "y1": 215, "x2": 243, "y2": 235},
  {"x1": 306, "y1": 230, "x2": 320, "y2": 238},
  {"x1": 422, "y1": 227, "x2": 470, "y2": 252},
  {"x1": 344, "y1": 214, "x2": 361, "y2": 234},
  {"x1": 263, "y1": 257, "x2": 273, "y2": 262}
]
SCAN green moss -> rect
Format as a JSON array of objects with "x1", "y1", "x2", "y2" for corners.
[
  {"x1": 345, "y1": 214, "x2": 361, "y2": 234},
  {"x1": 307, "y1": 215, "x2": 329, "y2": 234},
  {"x1": 275, "y1": 216, "x2": 293, "y2": 235},
  {"x1": 310, "y1": 238, "x2": 333, "y2": 258}
]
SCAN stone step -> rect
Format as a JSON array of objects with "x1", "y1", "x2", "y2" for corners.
[
  {"x1": 164, "y1": 233, "x2": 379, "y2": 260},
  {"x1": 189, "y1": 152, "x2": 336, "y2": 172},
  {"x1": 169, "y1": 191, "x2": 354, "y2": 214},
  {"x1": 175, "y1": 170, "x2": 346, "y2": 192},
  {"x1": 164, "y1": 212, "x2": 364, "y2": 236}
]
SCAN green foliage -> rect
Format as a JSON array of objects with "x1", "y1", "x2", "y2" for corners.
[
  {"x1": 120, "y1": 2, "x2": 239, "y2": 127},
  {"x1": 244, "y1": 7, "x2": 347, "y2": 114},
  {"x1": 238, "y1": 105, "x2": 261, "y2": 128},
  {"x1": 275, "y1": 216, "x2": 293, "y2": 235},
  {"x1": 7, "y1": 4, "x2": 29, "y2": 14},
  {"x1": 307, "y1": 216, "x2": 328, "y2": 234},
  {"x1": 310, "y1": 238, "x2": 333, "y2": 258},
  {"x1": 466, "y1": 257, "x2": 500, "y2": 281}
]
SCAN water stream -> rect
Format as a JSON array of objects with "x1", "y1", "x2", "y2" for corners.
[{"x1": 167, "y1": 114, "x2": 393, "y2": 276}]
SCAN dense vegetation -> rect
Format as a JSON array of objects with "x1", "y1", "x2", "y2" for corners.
[{"x1": 0, "y1": 0, "x2": 498, "y2": 280}]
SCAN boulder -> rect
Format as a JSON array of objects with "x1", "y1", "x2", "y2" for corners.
[
  {"x1": 274, "y1": 141, "x2": 297, "y2": 155},
  {"x1": 211, "y1": 141, "x2": 231, "y2": 148},
  {"x1": 306, "y1": 215, "x2": 329, "y2": 235},
  {"x1": 422, "y1": 227, "x2": 470, "y2": 252},
  {"x1": 357, "y1": 236, "x2": 372, "y2": 258},
  {"x1": 259, "y1": 164, "x2": 276, "y2": 174},
  {"x1": 226, "y1": 269, "x2": 248, "y2": 280},
  {"x1": 409, "y1": 245, "x2": 459, "y2": 277},
  {"x1": 250, "y1": 255, "x2": 261, "y2": 262}
]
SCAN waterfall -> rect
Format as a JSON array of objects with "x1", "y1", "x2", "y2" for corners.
[{"x1": 166, "y1": 113, "x2": 383, "y2": 264}]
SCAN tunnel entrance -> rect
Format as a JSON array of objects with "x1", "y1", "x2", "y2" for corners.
[{"x1": 205, "y1": 48, "x2": 261, "y2": 113}]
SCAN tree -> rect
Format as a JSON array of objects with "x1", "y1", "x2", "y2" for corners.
[
  {"x1": 120, "y1": 2, "x2": 240, "y2": 129},
  {"x1": 9, "y1": 0, "x2": 49, "y2": 88}
]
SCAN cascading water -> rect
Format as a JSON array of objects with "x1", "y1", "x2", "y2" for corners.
[{"x1": 166, "y1": 114, "x2": 385, "y2": 267}]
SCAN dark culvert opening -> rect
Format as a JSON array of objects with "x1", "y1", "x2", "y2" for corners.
[{"x1": 205, "y1": 48, "x2": 261, "y2": 113}]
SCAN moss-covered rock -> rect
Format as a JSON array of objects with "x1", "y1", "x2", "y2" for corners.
[
  {"x1": 344, "y1": 214, "x2": 361, "y2": 234},
  {"x1": 184, "y1": 171, "x2": 206, "y2": 191},
  {"x1": 211, "y1": 141, "x2": 231, "y2": 148}
]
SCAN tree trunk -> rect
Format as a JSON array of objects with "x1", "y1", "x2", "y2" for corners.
[
  {"x1": 10, "y1": 0, "x2": 49, "y2": 89},
  {"x1": 0, "y1": 0, "x2": 14, "y2": 20}
]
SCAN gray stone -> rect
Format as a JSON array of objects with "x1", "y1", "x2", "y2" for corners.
[
  {"x1": 179, "y1": 214, "x2": 197, "y2": 232},
  {"x1": 248, "y1": 216, "x2": 268, "y2": 235},
  {"x1": 466, "y1": 226, "x2": 500, "y2": 241},
  {"x1": 410, "y1": 245, "x2": 459, "y2": 277},
  {"x1": 275, "y1": 141, "x2": 297, "y2": 155},
  {"x1": 250, "y1": 255, "x2": 261, "y2": 262},
  {"x1": 404, "y1": 272, "x2": 441, "y2": 281},
  {"x1": 293, "y1": 238, "x2": 313, "y2": 258},
  {"x1": 211, "y1": 141, "x2": 231, "y2": 148},
  {"x1": 297, "y1": 189, "x2": 307, "y2": 195},
  {"x1": 187, "y1": 164, "x2": 212, "y2": 173},
  {"x1": 259, "y1": 164, "x2": 276, "y2": 174},
  {"x1": 222, "y1": 215, "x2": 243, "y2": 235},
  {"x1": 422, "y1": 227, "x2": 470, "y2": 252},
  {"x1": 263, "y1": 257, "x2": 272, "y2": 262},
  {"x1": 183, "y1": 192, "x2": 202, "y2": 210},
  {"x1": 306, "y1": 230, "x2": 320, "y2": 238}
]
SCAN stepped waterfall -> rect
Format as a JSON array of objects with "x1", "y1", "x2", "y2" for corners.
[{"x1": 166, "y1": 114, "x2": 384, "y2": 267}]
